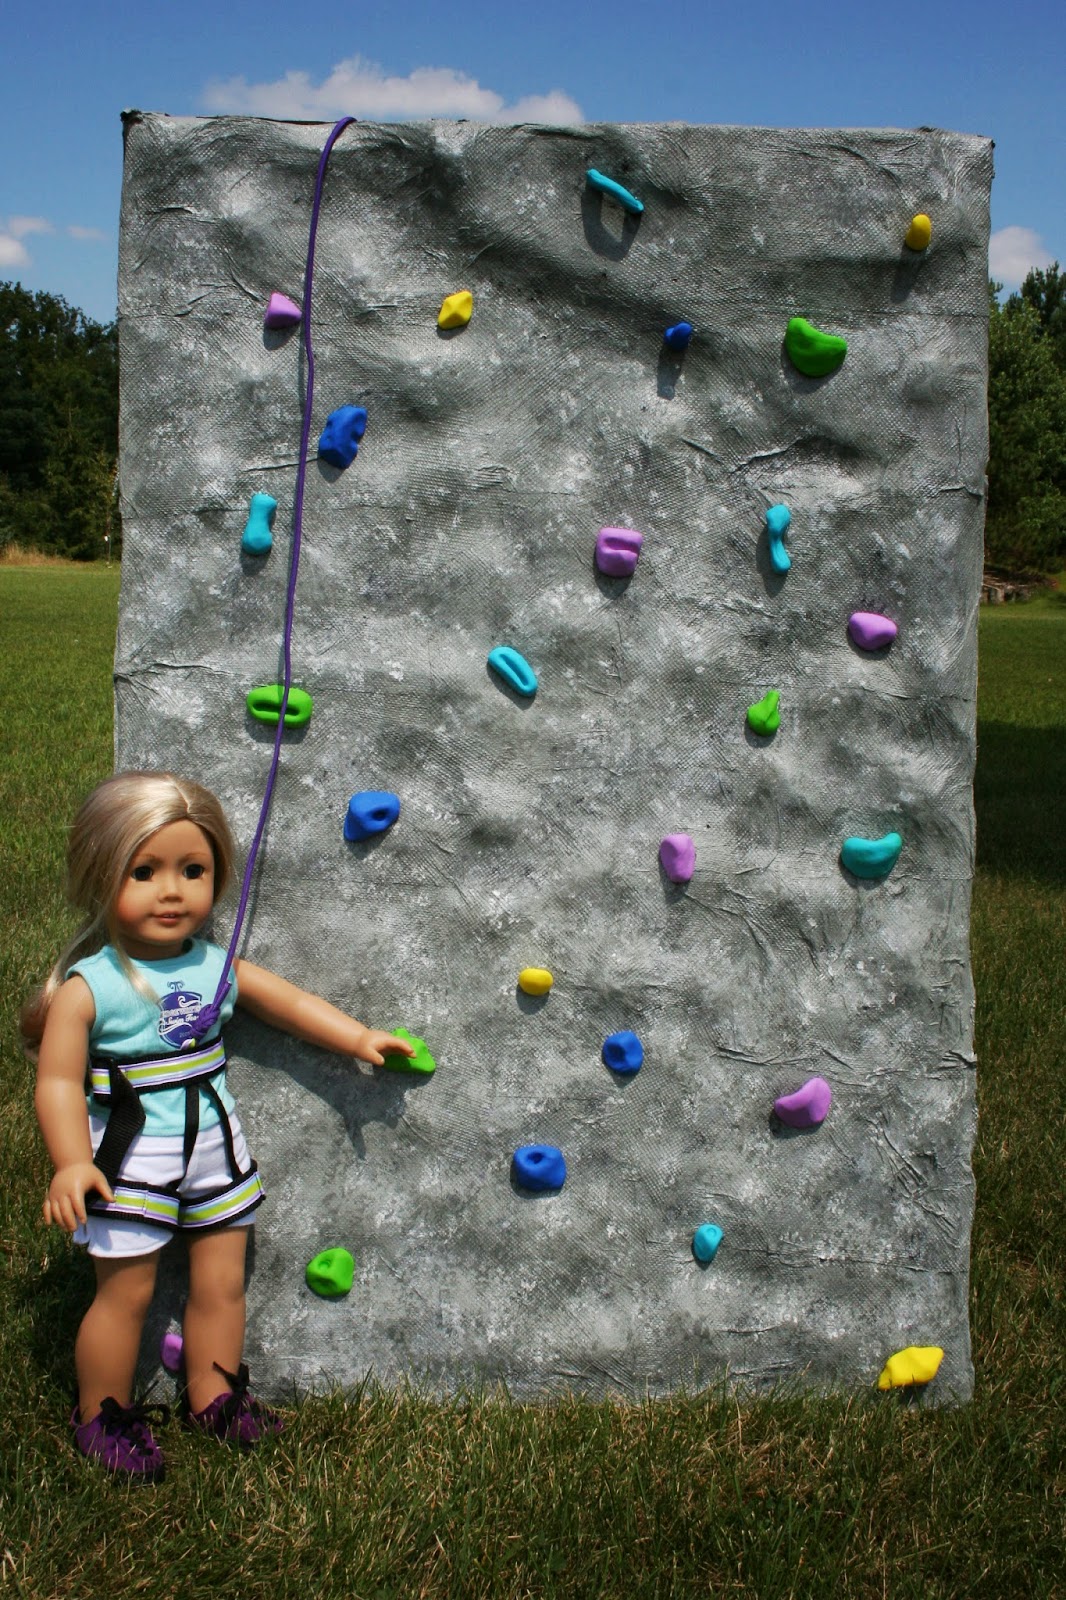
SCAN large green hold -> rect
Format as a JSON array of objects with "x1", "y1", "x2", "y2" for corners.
[
  {"x1": 246, "y1": 683, "x2": 313, "y2": 727},
  {"x1": 747, "y1": 689, "x2": 781, "y2": 736},
  {"x1": 306, "y1": 1247, "x2": 355, "y2": 1298},
  {"x1": 785, "y1": 316, "x2": 847, "y2": 378},
  {"x1": 381, "y1": 1026, "x2": 437, "y2": 1076}
]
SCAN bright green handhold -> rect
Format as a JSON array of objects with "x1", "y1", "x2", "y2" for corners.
[
  {"x1": 305, "y1": 1247, "x2": 355, "y2": 1298},
  {"x1": 246, "y1": 684, "x2": 313, "y2": 727},
  {"x1": 381, "y1": 1026, "x2": 437, "y2": 1076},
  {"x1": 747, "y1": 689, "x2": 781, "y2": 736},
  {"x1": 785, "y1": 316, "x2": 847, "y2": 378}
]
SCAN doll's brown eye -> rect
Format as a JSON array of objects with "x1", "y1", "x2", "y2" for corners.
[
  {"x1": 131, "y1": 865, "x2": 153, "y2": 881},
  {"x1": 184, "y1": 864, "x2": 206, "y2": 879}
]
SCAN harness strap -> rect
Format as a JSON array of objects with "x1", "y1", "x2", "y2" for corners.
[
  {"x1": 93, "y1": 1065, "x2": 147, "y2": 1190},
  {"x1": 89, "y1": 1038, "x2": 227, "y2": 1098}
]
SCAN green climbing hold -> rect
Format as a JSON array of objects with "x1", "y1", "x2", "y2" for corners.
[
  {"x1": 246, "y1": 684, "x2": 313, "y2": 727},
  {"x1": 747, "y1": 689, "x2": 781, "y2": 736},
  {"x1": 305, "y1": 1247, "x2": 355, "y2": 1298},
  {"x1": 785, "y1": 316, "x2": 847, "y2": 378},
  {"x1": 382, "y1": 1026, "x2": 437, "y2": 1076}
]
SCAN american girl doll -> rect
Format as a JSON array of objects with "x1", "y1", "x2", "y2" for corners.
[{"x1": 23, "y1": 770, "x2": 413, "y2": 1482}]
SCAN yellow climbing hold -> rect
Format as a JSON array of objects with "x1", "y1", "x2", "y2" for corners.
[
  {"x1": 518, "y1": 967, "x2": 553, "y2": 996},
  {"x1": 905, "y1": 213, "x2": 932, "y2": 251},
  {"x1": 438, "y1": 290, "x2": 473, "y2": 329},
  {"x1": 877, "y1": 1345, "x2": 944, "y2": 1389}
]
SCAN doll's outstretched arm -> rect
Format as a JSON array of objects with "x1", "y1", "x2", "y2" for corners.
[
  {"x1": 34, "y1": 976, "x2": 114, "y2": 1229},
  {"x1": 233, "y1": 959, "x2": 416, "y2": 1067}
]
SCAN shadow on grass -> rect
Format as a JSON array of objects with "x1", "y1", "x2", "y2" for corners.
[{"x1": 975, "y1": 718, "x2": 1066, "y2": 885}]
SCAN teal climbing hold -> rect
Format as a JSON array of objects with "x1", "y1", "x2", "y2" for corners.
[
  {"x1": 241, "y1": 493, "x2": 277, "y2": 556},
  {"x1": 841, "y1": 832, "x2": 903, "y2": 879},
  {"x1": 488, "y1": 646, "x2": 537, "y2": 698},
  {"x1": 586, "y1": 168, "x2": 643, "y2": 215},
  {"x1": 306, "y1": 1248, "x2": 355, "y2": 1298},
  {"x1": 246, "y1": 684, "x2": 313, "y2": 727},
  {"x1": 692, "y1": 1224, "x2": 723, "y2": 1263},
  {"x1": 765, "y1": 504, "x2": 791, "y2": 573}
]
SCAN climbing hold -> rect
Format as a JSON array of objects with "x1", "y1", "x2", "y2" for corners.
[
  {"x1": 773, "y1": 1076, "x2": 832, "y2": 1129},
  {"x1": 663, "y1": 321, "x2": 693, "y2": 351},
  {"x1": 840, "y1": 833, "x2": 903, "y2": 879},
  {"x1": 659, "y1": 834, "x2": 695, "y2": 884},
  {"x1": 586, "y1": 168, "x2": 644, "y2": 215},
  {"x1": 904, "y1": 214, "x2": 932, "y2": 251},
  {"x1": 318, "y1": 405, "x2": 368, "y2": 469},
  {"x1": 437, "y1": 290, "x2": 473, "y2": 329},
  {"x1": 518, "y1": 967, "x2": 554, "y2": 996},
  {"x1": 512, "y1": 1144, "x2": 567, "y2": 1192},
  {"x1": 692, "y1": 1224, "x2": 723, "y2": 1263},
  {"x1": 602, "y1": 1030, "x2": 644, "y2": 1075},
  {"x1": 488, "y1": 646, "x2": 538, "y2": 698},
  {"x1": 344, "y1": 790, "x2": 401, "y2": 842},
  {"x1": 381, "y1": 1026, "x2": 437, "y2": 1076},
  {"x1": 305, "y1": 1247, "x2": 355, "y2": 1298},
  {"x1": 264, "y1": 291, "x2": 301, "y2": 330},
  {"x1": 747, "y1": 690, "x2": 781, "y2": 737},
  {"x1": 848, "y1": 612, "x2": 898, "y2": 651},
  {"x1": 595, "y1": 526, "x2": 644, "y2": 578},
  {"x1": 160, "y1": 1331, "x2": 184, "y2": 1373},
  {"x1": 765, "y1": 504, "x2": 792, "y2": 573},
  {"x1": 241, "y1": 492, "x2": 277, "y2": 557},
  {"x1": 246, "y1": 684, "x2": 313, "y2": 727},
  {"x1": 785, "y1": 316, "x2": 847, "y2": 378},
  {"x1": 878, "y1": 1345, "x2": 944, "y2": 1390}
]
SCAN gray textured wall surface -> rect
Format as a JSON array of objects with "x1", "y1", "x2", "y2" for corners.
[{"x1": 117, "y1": 113, "x2": 990, "y2": 1400}]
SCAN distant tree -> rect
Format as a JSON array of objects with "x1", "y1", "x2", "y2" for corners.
[
  {"x1": 1007, "y1": 261, "x2": 1066, "y2": 370},
  {"x1": 986, "y1": 281, "x2": 1066, "y2": 574}
]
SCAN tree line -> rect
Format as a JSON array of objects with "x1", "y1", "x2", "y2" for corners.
[{"x1": 2, "y1": 269, "x2": 1065, "y2": 573}]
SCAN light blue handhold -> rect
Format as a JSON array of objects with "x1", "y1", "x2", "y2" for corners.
[
  {"x1": 586, "y1": 168, "x2": 644, "y2": 215},
  {"x1": 663, "y1": 321, "x2": 693, "y2": 351},
  {"x1": 318, "y1": 405, "x2": 368, "y2": 469},
  {"x1": 765, "y1": 503, "x2": 792, "y2": 573},
  {"x1": 344, "y1": 790, "x2": 401, "y2": 842},
  {"x1": 512, "y1": 1144, "x2": 567, "y2": 1192},
  {"x1": 841, "y1": 832, "x2": 903, "y2": 879},
  {"x1": 241, "y1": 493, "x2": 277, "y2": 556},
  {"x1": 602, "y1": 1030, "x2": 643, "y2": 1075},
  {"x1": 693, "y1": 1224, "x2": 723, "y2": 1263},
  {"x1": 488, "y1": 646, "x2": 537, "y2": 698}
]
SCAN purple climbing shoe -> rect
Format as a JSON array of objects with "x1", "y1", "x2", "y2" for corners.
[
  {"x1": 186, "y1": 1361, "x2": 283, "y2": 1448},
  {"x1": 72, "y1": 1396, "x2": 168, "y2": 1483}
]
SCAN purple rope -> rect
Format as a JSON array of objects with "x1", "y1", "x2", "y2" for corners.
[{"x1": 193, "y1": 116, "x2": 356, "y2": 1041}]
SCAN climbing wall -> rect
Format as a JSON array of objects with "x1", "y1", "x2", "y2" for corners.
[{"x1": 116, "y1": 114, "x2": 991, "y2": 1400}]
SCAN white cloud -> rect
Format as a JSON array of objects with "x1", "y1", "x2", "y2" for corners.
[
  {"x1": 0, "y1": 235, "x2": 32, "y2": 268},
  {"x1": 989, "y1": 226, "x2": 1054, "y2": 287},
  {"x1": 67, "y1": 225, "x2": 109, "y2": 242},
  {"x1": 202, "y1": 55, "x2": 583, "y2": 125},
  {"x1": 7, "y1": 215, "x2": 53, "y2": 239}
]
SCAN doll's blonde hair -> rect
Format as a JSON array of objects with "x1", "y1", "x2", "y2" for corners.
[{"x1": 21, "y1": 772, "x2": 236, "y2": 1055}]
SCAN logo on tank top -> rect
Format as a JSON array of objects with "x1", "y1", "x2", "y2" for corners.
[{"x1": 158, "y1": 981, "x2": 203, "y2": 1048}]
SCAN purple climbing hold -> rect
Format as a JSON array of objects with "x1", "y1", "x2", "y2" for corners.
[
  {"x1": 160, "y1": 1330, "x2": 184, "y2": 1374},
  {"x1": 848, "y1": 612, "x2": 898, "y2": 651},
  {"x1": 595, "y1": 526, "x2": 644, "y2": 577},
  {"x1": 659, "y1": 833, "x2": 695, "y2": 884},
  {"x1": 318, "y1": 405, "x2": 368, "y2": 469},
  {"x1": 663, "y1": 321, "x2": 693, "y2": 351},
  {"x1": 264, "y1": 292, "x2": 301, "y2": 330},
  {"x1": 773, "y1": 1076, "x2": 832, "y2": 1129}
]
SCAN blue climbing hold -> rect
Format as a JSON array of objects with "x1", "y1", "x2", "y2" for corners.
[
  {"x1": 765, "y1": 503, "x2": 792, "y2": 573},
  {"x1": 602, "y1": 1030, "x2": 644, "y2": 1075},
  {"x1": 344, "y1": 790, "x2": 401, "y2": 842},
  {"x1": 692, "y1": 1224, "x2": 723, "y2": 1263},
  {"x1": 512, "y1": 1144, "x2": 567, "y2": 1192},
  {"x1": 488, "y1": 646, "x2": 538, "y2": 698},
  {"x1": 318, "y1": 405, "x2": 368, "y2": 469},
  {"x1": 241, "y1": 492, "x2": 277, "y2": 556},
  {"x1": 586, "y1": 168, "x2": 644, "y2": 215},
  {"x1": 841, "y1": 832, "x2": 903, "y2": 879},
  {"x1": 663, "y1": 321, "x2": 693, "y2": 351}
]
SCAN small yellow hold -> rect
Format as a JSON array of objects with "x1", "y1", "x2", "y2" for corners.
[
  {"x1": 905, "y1": 214, "x2": 932, "y2": 251},
  {"x1": 438, "y1": 290, "x2": 473, "y2": 329},
  {"x1": 518, "y1": 967, "x2": 553, "y2": 996},
  {"x1": 877, "y1": 1345, "x2": 944, "y2": 1390}
]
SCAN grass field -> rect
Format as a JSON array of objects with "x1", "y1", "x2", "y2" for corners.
[{"x1": 0, "y1": 566, "x2": 1062, "y2": 1599}]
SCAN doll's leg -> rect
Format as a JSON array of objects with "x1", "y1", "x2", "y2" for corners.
[
  {"x1": 76, "y1": 1251, "x2": 160, "y2": 1421},
  {"x1": 183, "y1": 1226, "x2": 249, "y2": 1412}
]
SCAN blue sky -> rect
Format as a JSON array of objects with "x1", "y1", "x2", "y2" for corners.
[{"x1": 2, "y1": 0, "x2": 1062, "y2": 325}]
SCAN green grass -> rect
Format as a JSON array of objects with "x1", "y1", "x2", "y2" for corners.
[{"x1": 1, "y1": 566, "x2": 1063, "y2": 1599}]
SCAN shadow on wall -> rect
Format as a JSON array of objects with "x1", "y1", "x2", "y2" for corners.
[{"x1": 975, "y1": 719, "x2": 1066, "y2": 885}]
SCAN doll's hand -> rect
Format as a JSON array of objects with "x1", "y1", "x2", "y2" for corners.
[
  {"x1": 357, "y1": 1029, "x2": 416, "y2": 1068},
  {"x1": 44, "y1": 1163, "x2": 114, "y2": 1232}
]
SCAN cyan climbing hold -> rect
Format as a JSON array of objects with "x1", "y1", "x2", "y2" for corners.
[
  {"x1": 848, "y1": 612, "x2": 898, "y2": 651},
  {"x1": 241, "y1": 492, "x2": 277, "y2": 556},
  {"x1": 747, "y1": 690, "x2": 781, "y2": 736},
  {"x1": 904, "y1": 214, "x2": 932, "y2": 251},
  {"x1": 160, "y1": 1331, "x2": 184, "y2": 1373},
  {"x1": 659, "y1": 834, "x2": 695, "y2": 884},
  {"x1": 765, "y1": 504, "x2": 792, "y2": 573},
  {"x1": 488, "y1": 646, "x2": 537, "y2": 697},
  {"x1": 586, "y1": 168, "x2": 643, "y2": 214},
  {"x1": 595, "y1": 526, "x2": 644, "y2": 577},
  {"x1": 773, "y1": 1076, "x2": 832, "y2": 1129},
  {"x1": 305, "y1": 1247, "x2": 355, "y2": 1298},
  {"x1": 512, "y1": 1144, "x2": 567, "y2": 1192},
  {"x1": 518, "y1": 968, "x2": 554, "y2": 996},
  {"x1": 246, "y1": 684, "x2": 313, "y2": 727},
  {"x1": 602, "y1": 1030, "x2": 644, "y2": 1075},
  {"x1": 692, "y1": 1223, "x2": 723, "y2": 1263},
  {"x1": 841, "y1": 832, "x2": 903, "y2": 879},
  {"x1": 264, "y1": 291, "x2": 301, "y2": 330},
  {"x1": 344, "y1": 790, "x2": 401, "y2": 842},
  {"x1": 438, "y1": 290, "x2": 473, "y2": 329},
  {"x1": 663, "y1": 321, "x2": 693, "y2": 351},
  {"x1": 381, "y1": 1026, "x2": 437, "y2": 1076},
  {"x1": 878, "y1": 1345, "x2": 944, "y2": 1390},
  {"x1": 785, "y1": 316, "x2": 847, "y2": 378},
  {"x1": 318, "y1": 405, "x2": 367, "y2": 469}
]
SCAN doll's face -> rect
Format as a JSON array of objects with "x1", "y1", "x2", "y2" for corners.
[{"x1": 112, "y1": 820, "x2": 216, "y2": 961}]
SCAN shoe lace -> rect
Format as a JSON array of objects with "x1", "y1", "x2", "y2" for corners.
[
  {"x1": 209, "y1": 1361, "x2": 270, "y2": 1428},
  {"x1": 98, "y1": 1396, "x2": 170, "y2": 1459}
]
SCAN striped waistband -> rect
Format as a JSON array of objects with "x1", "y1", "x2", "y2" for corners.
[{"x1": 89, "y1": 1038, "x2": 227, "y2": 1099}]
